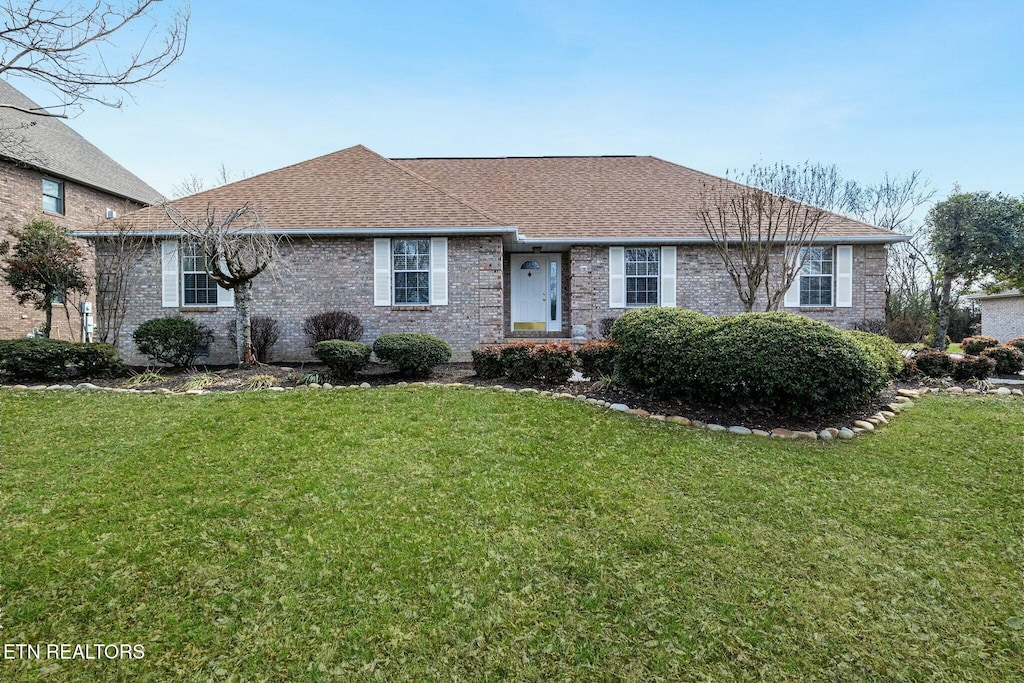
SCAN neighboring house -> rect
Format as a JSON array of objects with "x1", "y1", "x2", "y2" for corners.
[
  {"x1": 964, "y1": 290, "x2": 1023, "y2": 342},
  {"x1": 0, "y1": 78, "x2": 163, "y2": 340},
  {"x1": 76, "y1": 144, "x2": 904, "y2": 364}
]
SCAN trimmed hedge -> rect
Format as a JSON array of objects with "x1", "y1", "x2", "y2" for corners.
[
  {"x1": 610, "y1": 307, "x2": 718, "y2": 397},
  {"x1": 952, "y1": 355, "x2": 996, "y2": 382},
  {"x1": 577, "y1": 340, "x2": 616, "y2": 380},
  {"x1": 611, "y1": 308, "x2": 884, "y2": 415},
  {"x1": 0, "y1": 339, "x2": 124, "y2": 380},
  {"x1": 914, "y1": 349, "x2": 955, "y2": 378},
  {"x1": 961, "y1": 335, "x2": 1002, "y2": 355},
  {"x1": 314, "y1": 340, "x2": 371, "y2": 380},
  {"x1": 980, "y1": 345, "x2": 1024, "y2": 375},
  {"x1": 845, "y1": 330, "x2": 903, "y2": 387},
  {"x1": 373, "y1": 333, "x2": 451, "y2": 378},
  {"x1": 499, "y1": 342, "x2": 539, "y2": 382},
  {"x1": 1005, "y1": 337, "x2": 1024, "y2": 353},
  {"x1": 133, "y1": 316, "x2": 213, "y2": 368},
  {"x1": 531, "y1": 342, "x2": 576, "y2": 384},
  {"x1": 470, "y1": 345, "x2": 505, "y2": 379}
]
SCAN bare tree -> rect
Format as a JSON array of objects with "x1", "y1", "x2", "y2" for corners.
[
  {"x1": 0, "y1": 0, "x2": 189, "y2": 118},
  {"x1": 697, "y1": 162, "x2": 857, "y2": 312},
  {"x1": 165, "y1": 203, "x2": 283, "y2": 365},
  {"x1": 93, "y1": 207, "x2": 147, "y2": 345},
  {"x1": 171, "y1": 163, "x2": 251, "y2": 198}
]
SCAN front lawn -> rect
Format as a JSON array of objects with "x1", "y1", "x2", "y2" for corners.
[{"x1": 1, "y1": 389, "x2": 1021, "y2": 681}]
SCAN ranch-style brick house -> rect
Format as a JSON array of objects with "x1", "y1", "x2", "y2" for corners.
[
  {"x1": 0, "y1": 78, "x2": 164, "y2": 340},
  {"x1": 77, "y1": 144, "x2": 905, "y2": 364}
]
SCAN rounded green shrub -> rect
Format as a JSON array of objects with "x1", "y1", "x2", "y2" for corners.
[
  {"x1": 471, "y1": 345, "x2": 505, "y2": 379},
  {"x1": 961, "y1": 335, "x2": 1001, "y2": 355},
  {"x1": 610, "y1": 307, "x2": 719, "y2": 397},
  {"x1": 980, "y1": 345, "x2": 1024, "y2": 375},
  {"x1": 373, "y1": 333, "x2": 451, "y2": 378},
  {"x1": 0, "y1": 339, "x2": 124, "y2": 379},
  {"x1": 914, "y1": 349, "x2": 955, "y2": 378},
  {"x1": 705, "y1": 313, "x2": 882, "y2": 415},
  {"x1": 314, "y1": 340, "x2": 371, "y2": 380},
  {"x1": 133, "y1": 316, "x2": 213, "y2": 368},
  {"x1": 952, "y1": 355, "x2": 996, "y2": 381},
  {"x1": 577, "y1": 340, "x2": 616, "y2": 380},
  {"x1": 845, "y1": 330, "x2": 904, "y2": 386}
]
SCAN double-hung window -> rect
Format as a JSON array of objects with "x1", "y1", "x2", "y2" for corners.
[
  {"x1": 181, "y1": 242, "x2": 219, "y2": 306},
  {"x1": 625, "y1": 247, "x2": 660, "y2": 307},
  {"x1": 42, "y1": 179, "x2": 64, "y2": 214},
  {"x1": 392, "y1": 239, "x2": 430, "y2": 305},
  {"x1": 798, "y1": 246, "x2": 834, "y2": 306}
]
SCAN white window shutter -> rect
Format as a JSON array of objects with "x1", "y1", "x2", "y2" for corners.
[
  {"x1": 161, "y1": 240, "x2": 179, "y2": 308},
  {"x1": 608, "y1": 246, "x2": 625, "y2": 308},
  {"x1": 660, "y1": 246, "x2": 676, "y2": 307},
  {"x1": 217, "y1": 257, "x2": 234, "y2": 307},
  {"x1": 429, "y1": 237, "x2": 448, "y2": 306},
  {"x1": 373, "y1": 238, "x2": 391, "y2": 306},
  {"x1": 783, "y1": 247, "x2": 801, "y2": 308},
  {"x1": 836, "y1": 245, "x2": 853, "y2": 308}
]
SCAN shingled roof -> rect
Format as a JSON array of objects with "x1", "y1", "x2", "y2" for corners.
[
  {"x1": 116, "y1": 144, "x2": 506, "y2": 232},
  {"x1": 397, "y1": 155, "x2": 896, "y2": 241},
  {"x1": 0, "y1": 78, "x2": 163, "y2": 205},
  {"x1": 81, "y1": 143, "x2": 900, "y2": 242}
]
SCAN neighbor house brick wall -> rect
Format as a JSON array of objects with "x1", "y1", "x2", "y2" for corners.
[
  {"x1": 978, "y1": 296, "x2": 1024, "y2": 342},
  {"x1": 569, "y1": 243, "x2": 888, "y2": 338},
  {"x1": 107, "y1": 235, "x2": 504, "y2": 365},
  {"x1": 0, "y1": 160, "x2": 142, "y2": 340}
]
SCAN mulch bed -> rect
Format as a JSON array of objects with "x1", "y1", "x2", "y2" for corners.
[{"x1": 48, "y1": 361, "x2": 1020, "y2": 434}]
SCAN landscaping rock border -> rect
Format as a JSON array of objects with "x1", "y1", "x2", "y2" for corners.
[{"x1": 3, "y1": 381, "x2": 1021, "y2": 441}]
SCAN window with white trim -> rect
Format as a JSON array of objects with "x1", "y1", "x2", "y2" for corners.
[
  {"x1": 42, "y1": 178, "x2": 64, "y2": 214},
  {"x1": 181, "y1": 241, "x2": 219, "y2": 306},
  {"x1": 392, "y1": 239, "x2": 430, "y2": 304},
  {"x1": 799, "y1": 246, "x2": 834, "y2": 306},
  {"x1": 625, "y1": 247, "x2": 659, "y2": 306}
]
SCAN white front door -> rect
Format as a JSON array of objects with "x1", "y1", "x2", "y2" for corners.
[{"x1": 511, "y1": 254, "x2": 561, "y2": 332}]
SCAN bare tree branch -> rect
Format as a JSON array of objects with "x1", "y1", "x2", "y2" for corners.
[
  {"x1": 0, "y1": 0, "x2": 189, "y2": 117},
  {"x1": 164, "y1": 202, "x2": 284, "y2": 366}
]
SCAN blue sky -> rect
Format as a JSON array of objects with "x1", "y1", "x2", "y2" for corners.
[{"x1": 15, "y1": 0, "x2": 1024, "y2": 201}]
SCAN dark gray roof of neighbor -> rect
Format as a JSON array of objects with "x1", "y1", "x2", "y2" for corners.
[{"x1": 0, "y1": 78, "x2": 163, "y2": 205}]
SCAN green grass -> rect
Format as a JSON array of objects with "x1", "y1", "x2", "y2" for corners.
[{"x1": 1, "y1": 389, "x2": 1021, "y2": 681}]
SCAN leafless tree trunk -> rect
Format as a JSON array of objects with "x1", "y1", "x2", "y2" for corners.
[
  {"x1": 0, "y1": 0, "x2": 189, "y2": 118},
  {"x1": 697, "y1": 162, "x2": 855, "y2": 311},
  {"x1": 94, "y1": 211, "x2": 147, "y2": 345},
  {"x1": 165, "y1": 203, "x2": 283, "y2": 366}
]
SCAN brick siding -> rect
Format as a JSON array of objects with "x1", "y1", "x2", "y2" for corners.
[
  {"x1": 0, "y1": 160, "x2": 142, "y2": 340},
  {"x1": 978, "y1": 296, "x2": 1024, "y2": 342}
]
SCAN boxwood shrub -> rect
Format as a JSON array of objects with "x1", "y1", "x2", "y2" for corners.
[
  {"x1": 373, "y1": 333, "x2": 451, "y2": 378},
  {"x1": 961, "y1": 335, "x2": 1002, "y2": 355},
  {"x1": 980, "y1": 345, "x2": 1024, "y2": 375},
  {"x1": 610, "y1": 307, "x2": 719, "y2": 397},
  {"x1": 314, "y1": 340, "x2": 371, "y2": 380},
  {"x1": 914, "y1": 349, "x2": 955, "y2": 378},
  {"x1": 577, "y1": 340, "x2": 616, "y2": 380},
  {"x1": 133, "y1": 316, "x2": 214, "y2": 368},
  {"x1": 844, "y1": 330, "x2": 904, "y2": 387},
  {"x1": 952, "y1": 355, "x2": 996, "y2": 382},
  {"x1": 0, "y1": 339, "x2": 124, "y2": 380}
]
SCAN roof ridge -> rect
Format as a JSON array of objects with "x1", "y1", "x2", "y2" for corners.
[
  {"x1": 375, "y1": 148, "x2": 507, "y2": 225},
  {"x1": 393, "y1": 154, "x2": 642, "y2": 160}
]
